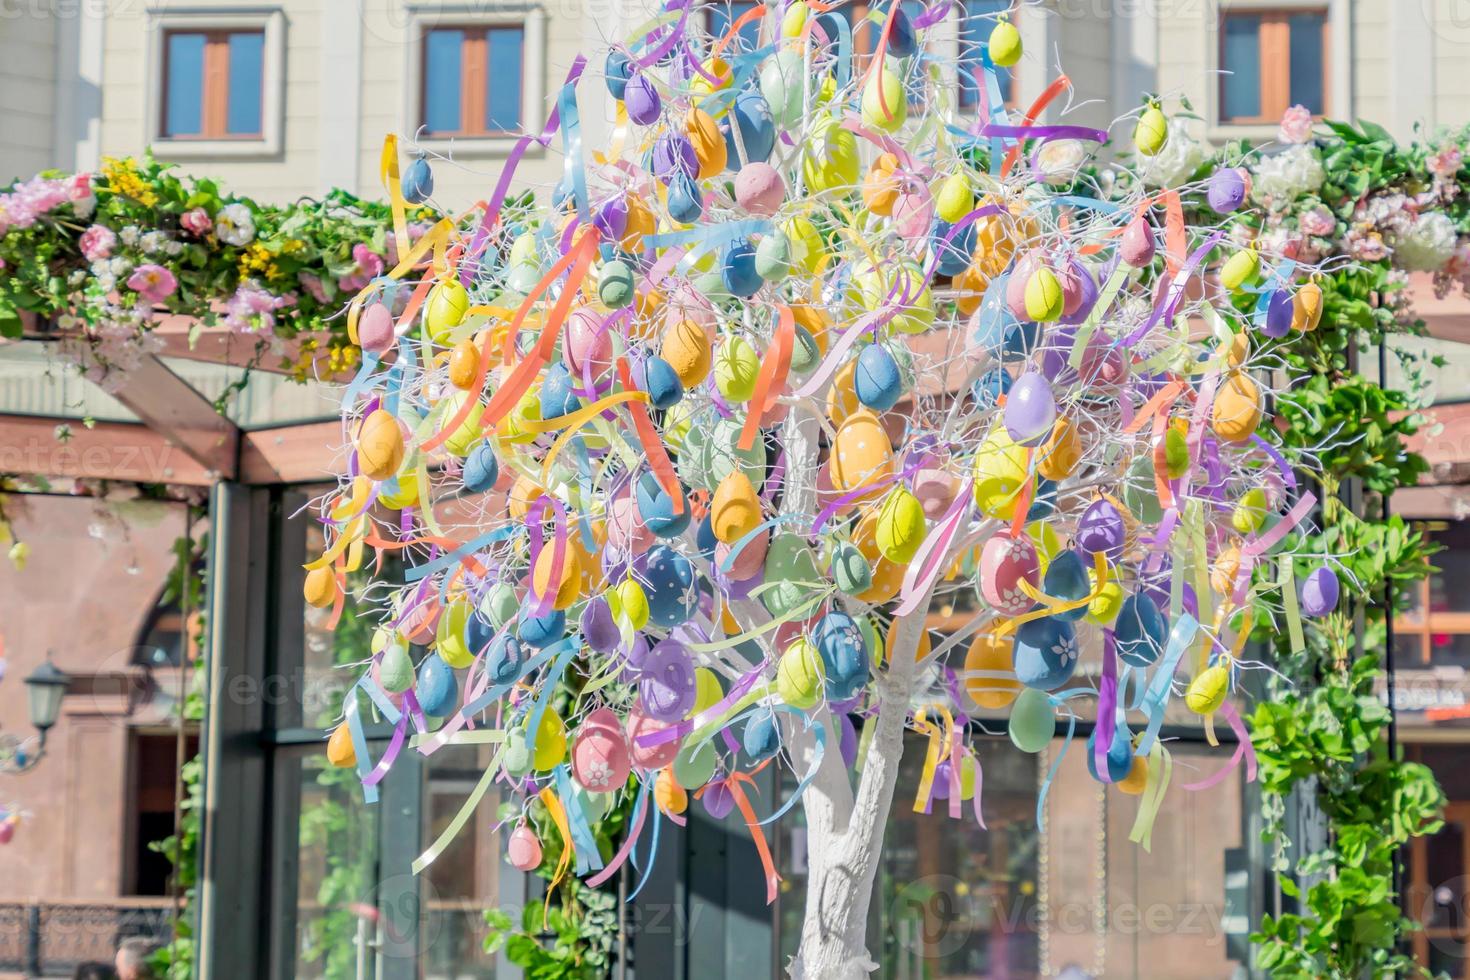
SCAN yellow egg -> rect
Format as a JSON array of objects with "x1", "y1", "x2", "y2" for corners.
[
  {"x1": 782, "y1": 215, "x2": 826, "y2": 274},
  {"x1": 1292, "y1": 281, "x2": 1324, "y2": 332},
  {"x1": 532, "y1": 543, "x2": 582, "y2": 610},
  {"x1": 934, "y1": 173, "x2": 974, "y2": 225},
  {"x1": 875, "y1": 486, "x2": 927, "y2": 564},
  {"x1": 1026, "y1": 520, "x2": 1062, "y2": 571},
  {"x1": 304, "y1": 566, "x2": 338, "y2": 608},
  {"x1": 851, "y1": 508, "x2": 907, "y2": 603},
  {"x1": 689, "y1": 56, "x2": 732, "y2": 104},
  {"x1": 963, "y1": 632, "x2": 1019, "y2": 709},
  {"x1": 831, "y1": 409, "x2": 895, "y2": 497},
  {"x1": 1211, "y1": 372, "x2": 1263, "y2": 444},
  {"x1": 378, "y1": 469, "x2": 420, "y2": 510},
  {"x1": 436, "y1": 597, "x2": 475, "y2": 668},
  {"x1": 863, "y1": 153, "x2": 901, "y2": 216},
  {"x1": 790, "y1": 302, "x2": 831, "y2": 354},
  {"x1": 493, "y1": 384, "x2": 541, "y2": 447},
  {"x1": 691, "y1": 667, "x2": 724, "y2": 716},
  {"x1": 623, "y1": 194, "x2": 656, "y2": 252},
  {"x1": 1185, "y1": 664, "x2": 1230, "y2": 715},
  {"x1": 1024, "y1": 266, "x2": 1065, "y2": 322},
  {"x1": 448, "y1": 339, "x2": 481, "y2": 390},
  {"x1": 1212, "y1": 542, "x2": 1242, "y2": 597},
  {"x1": 662, "y1": 318, "x2": 713, "y2": 387},
  {"x1": 884, "y1": 617, "x2": 932, "y2": 665},
  {"x1": 439, "y1": 392, "x2": 487, "y2": 457},
  {"x1": 611, "y1": 578, "x2": 650, "y2": 631},
  {"x1": 780, "y1": 0, "x2": 809, "y2": 39},
  {"x1": 1231, "y1": 487, "x2": 1269, "y2": 535},
  {"x1": 426, "y1": 280, "x2": 471, "y2": 343},
  {"x1": 508, "y1": 474, "x2": 544, "y2": 521},
  {"x1": 686, "y1": 107, "x2": 727, "y2": 178},
  {"x1": 656, "y1": 766, "x2": 689, "y2": 814},
  {"x1": 715, "y1": 335, "x2": 761, "y2": 403},
  {"x1": 1118, "y1": 754, "x2": 1149, "y2": 794},
  {"x1": 711, "y1": 471, "x2": 763, "y2": 543},
  {"x1": 356, "y1": 409, "x2": 406, "y2": 481},
  {"x1": 776, "y1": 638, "x2": 825, "y2": 709},
  {"x1": 1219, "y1": 248, "x2": 1261, "y2": 292},
  {"x1": 533, "y1": 710, "x2": 568, "y2": 771},
  {"x1": 972, "y1": 428, "x2": 1029, "y2": 519},
  {"x1": 1226, "y1": 331, "x2": 1250, "y2": 368},
  {"x1": 1086, "y1": 570, "x2": 1123, "y2": 625},
  {"x1": 954, "y1": 262, "x2": 991, "y2": 316},
  {"x1": 1037, "y1": 416, "x2": 1081, "y2": 480},
  {"x1": 860, "y1": 63, "x2": 907, "y2": 133},
  {"x1": 1134, "y1": 105, "x2": 1169, "y2": 158},
  {"x1": 327, "y1": 721, "x2": 357, "y2": 768},
  {"x1": 988, "y1": 18, "x2": 1022, "y2": 68},
  {"x1": 802, "y1": 116, "x2": 860, "y2": 192}
]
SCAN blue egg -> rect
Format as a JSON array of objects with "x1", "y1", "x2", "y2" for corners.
[
  {"x1": 1013, "y1": 616, "x2": 1079, "y2": 691},
  {"x1": 518, "y1": 609, "x2": 566, "y2": 649},
  {"x1": 968, "y1": 277, "x2": 1010, "y2": 353},
  {"x1": 1086, "y1": 715, "x2": 1136, "y2": 783},
  {"x1": 667, "y1": 171, "x2": 704, "y2": 224},
  {"x1": 742, "y1": 710, "x2": 782, "y2": 764},
  {"x1": 462, "y1": 442, "x2": 499, "y2": 494},
  {"x1": 886, "y1": 5, "x2": 917, "y2": 57},
  {"x1": 931, "y1": 218, "x2": 976, "y2": 278},
  {"x1": 971, "y1": 366, "x2": 1013, "y2": 409},
  {"x1": 854, "y1": 342, "x2": 903, "y2": 411},
  {"x1": 539, "y1": 363, "x2": 582, "y2": 419},
  {"x1": 416, "y1": 654, "x2": 458, "y2": 717},
  {"x1": 1115, "y1": 593, "x2": 1167, "y2": 667},
  {"x1": 642, "y1": 355, "x2": 684, "y2": 409},
  {"x1": 1026, "y1": 478, "x2": 1059, "y2": 521},
  {"x1": 1002, "y1": 318, "x2": 1042, "y2": 362},
  {"x1": 643, "y1": 545, "x2": 699, "y2": 628},
  {"x1": 721, "y1": 90, "x2": 776, "y2": 168},
  {"x1": 721, "y1": 237, "x2": 763, "y2": 298},
  {"x1": 402, "y1": 157, "x2": 434, "y2": 204},
  {"x1": 636, "y1": 471, "x2": 691, "y2": 538},
  {"x1": 464, "y1": 608, "x2": 496, "y2": 656},
  {"x1": 695, "y1": 514, "x2": 718, "y2": 560},
  {"x1": 814, "y1": 611, "x2": 870, "y2": 701},
  {"x1": 605, "y1": 49, "x2": 634, "y2": 101},
  {"x1": 1043, "y1": 549, "x2": 1090, "y2": 622},
  {"x1": 486, "y1": 634, "x2": 524, "y2": 685}
]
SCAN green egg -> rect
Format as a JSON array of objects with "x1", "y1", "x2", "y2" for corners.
[
  {"x1": 483, "y1": 581, "x2": 520, "y2": 629},
  {"x1": 789, "y1": 326, "x2": 821, "y2": 375},
  {"x1": 762, "y1": 533, "x2": 822, "y2": 619},
  {"x1": 672, "y1": 739, "x2": 719, "y2": 789},
  {"x1": 598, "y1": 259, "x2": 635, "y2": 308},
  {"x1": 502, "y1": 731, "x2": 533, "y2": 776},
  {"x1": 754, "y1": 233, "x2": 792, "y2": 281},
  {"x1": 1008, "y1": 687, "x2": 1055, "y2": 753},
  {"x1": 830, "y1": 540, "x2": 873, "y2": 596}
]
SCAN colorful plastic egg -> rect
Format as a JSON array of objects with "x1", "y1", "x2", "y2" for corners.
[
  {"x1": 972, "y1": 428, "x2": 1029, "y2": 519},
  {"x1": 627, "y1": 710, "x2": 681, "y2": 771},
  {"x1": 964, "y1": 632, "x2": 1020, "y2": 709},
  {"x1": 1115, "y1": 593, "x2": 1167, "y2": 667},
  {"x1": 1042, "y1": 549, "x2": 1091, "y2": 622},
  {"x1": 1075, "y1": 497, "x2": 1127, "y2": 565},
  {"x1": 358, "y1": 302, "x2": 395, "y2": 353},
  {"x1": 1008, "y1": 687, "x2": 1055, "y2": 753},
  {"x1": 1211, "y1": 372, "x2": 1263, "y2": 444},
  {"x1": 1134, "y1": 104, "x2": 1169, "y2": 157},
  {"x1": 1299, "y1": 566, "x2": 1340, "y2": 617},
  {"x1": 357, "y1": 409, "x2": 406, "y2": 481},
  {"x1": 980, "y1": 534, "x2": 1040, "y2": 616},
  {"x1": 327, "y1": 721, "x2": 357, "y2": 767},
  {"x1": 571, "y1": 708, "x2": 633, "y2": 792},
  {"x1": 989, "y1": 17, "x2": 1022, "y2": 67},
  {"x1": 426, "y1": 280, "x2": 470, "y2": 343},
  {"x1": 640, "y1": 640, "x2": 698, "y2": 722},
  {"x1": 830, "y1": 410, "x2": 895, "y2": 496},
  {"x1": 1005, "y1": 371, "x2": 1057, "y2": 447},
  {"x1": 507, "y1": 824, "x2": 543, "y2": 871},
  {"x1": 776, "y1": 638, "x2": 826, "y2": 710},
  {"x1": 1012, "y1": 616, "x2": 1080, "y2": 690},
  {"x1": 416, "y1": 653, "x2": 458, "y2": 717},
  {"x1": 1185, "y1": 664, "x2": 1230, "y2": 715},
  {"x1": 875, "y1": 486, "x2": 926, "y2": 564}
]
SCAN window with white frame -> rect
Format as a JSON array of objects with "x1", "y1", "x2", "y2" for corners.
[
  {"x1": 420, "y1": 25, "x2": 526, "y2": 137},
  {"x1": 1218, "y1": 7, "x2": 1328, "y2": 124},
  {"x1": 148, "y1": 10, "x2": 285, "y2": 157}
]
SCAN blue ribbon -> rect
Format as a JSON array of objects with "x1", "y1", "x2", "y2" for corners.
[
  {"x1": 554, "y1": 765, "x2": 605, "y2": 875},
  {"x1": 1137, "y1": 613, "x2": 1200, "y2": 755}
]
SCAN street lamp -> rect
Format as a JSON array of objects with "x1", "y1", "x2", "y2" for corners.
[{"x1": 0, "y1": 657, "x2": 69, "y2": 773}]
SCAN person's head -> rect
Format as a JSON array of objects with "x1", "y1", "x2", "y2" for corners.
[
  {"x1": 72, "y1": 963, "x2": 117, "y2": 980},
  {"x1": 114, "y1": 938, "x2": 155, "y2": 980}
]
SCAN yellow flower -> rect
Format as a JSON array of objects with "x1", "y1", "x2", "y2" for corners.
[
  {"x1": 100, "y1": 156, "x2": 159, "y2": 207},
  {"x1": 8, "y1": 540, "x2": 30, "y2": 571}
]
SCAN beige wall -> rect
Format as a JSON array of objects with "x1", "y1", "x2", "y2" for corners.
[{"x1": 0, "y1": 11, "x2": 58, "y2": 184}]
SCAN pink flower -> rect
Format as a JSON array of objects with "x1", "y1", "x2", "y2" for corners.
[
  {"x1": 79, "y1": 224, "x2": 116, "y2": 261},
  {"x1": 1300, "y1": 206, "x2": 1336, "y2": 238},
  {"x1": 1349, "y1": 230, "x2": 1389, "y2": 262},
  {"x1": 1429, "y1": 145, "x2": 1464, "y2": 179},
  {"x1": 180, "y1": 207, "x2": 213, "y2": 237},
  {"x1": 126, "y1": 263, "x2": 178, "y2": 304},
  {"x1": 1277, "y1": 105, "x2": 1314, "y2": 145},
  {"x1": 337, "y1": 243, "x2": 386, "y2": 293},
  {"x1": 298, "y1": 272, "x2": 331, "y2": 304},
  {"x1": 68, "y1": 174, "x2": 92, "y2": 202}
]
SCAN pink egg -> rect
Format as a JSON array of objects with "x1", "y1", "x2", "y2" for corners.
[
  {"x1": 1120, "y1": 216, "x2": 1156, "y2": 268},
  {"x1": 891, "y1": 184, "x2": 934, "y2": 240},
  {"x1": 979, "y1": 534, "x2": 1040, "y2": 616},
  {"x1": 1006, "y1": 253, "x2": 1042, "y2": 320},
  {"x1": 0, "y1": 821, "x2": 14, "y2": 845},
  {"x1": 912, "y1": 467, "x2": 956, "y2": 519},
  {"x1": 401, "y1": 595, "x2": 442, "y2": 645},
  {"x1": 663, "y1": 281, "x2": 718, "y2": 332},
  {"x1": 608, "y1": 490, "x2": 655, "y2": 555},
  {"x1": 1058, "y1": 261, "x2": 1087, "y2": 317},
  {"x1": 358, "y1": 302, "x2": 395, "y2": 354},
  {"x1": 508, "y1": 824, "x2": 543, "y2": 871},
  {"x1": 1078, "y1": 334, "x2": 1128, "y2": 389},
  {"x1": 571, "y1": 711, "x2": 633, "y2": 792},
  {"x1": 716, "y1": 526, "x2": 769, "y2": 581},
  {"x1": 772, "y1": 607, "x2": 825, "y2": 654},
  {"x1": 563, "y1": 307, "x2": 615, "y2": 378},
  {"x1": 626, "y1": 709, "x2": 682, "y2": 771},
  {"x1": 734, "y1": 162, "x2": 786, "y2": 216}
]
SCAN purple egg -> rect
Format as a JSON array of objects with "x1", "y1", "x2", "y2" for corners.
[
  {"x1": 702, "y1": 780, "x2": 736, "y2": 819},
  {"x1": 931, "y1": 758, "x2": 953, "y2": 800},
  {"x1": 1299, "y1": 566, "x2": 1340, "y2": 617},
  {"x1": 638, "y1": 639, "x2": 696, "y2": 722},
  {"x1": 624, "y1": 74, "x2": 662, "y2": 125},
  {"x1": 1207, "y1": 167, "x2": 1248, "y2": 214},
  {"x1": 581, "y1": 596, "x2": 620, "y2": 653},
  {"x1": 1005, "y1": 371, "x2": 1057, "y2": 446},
  {"x1": 1075, "y1": 498, "x2": 1126, "y2": 565},
  {"x1": 1262, "y1": 288, "x2": 1293, "y2": 339},
  {"x1": 651, "y1": 132, "x2": 697, "y2": 184},
  {"x1": 593, "y1": 196, "x2": 628, "y2": 240},
  {"x1": 624, "y1": 632, "x2": 652, "y2": 671}
]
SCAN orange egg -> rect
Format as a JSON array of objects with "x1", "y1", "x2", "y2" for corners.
[
  {"x1": 790, "y1": 302, "x2": 831, "y2": 354},
  {"x1": 327, "y1": 721, "x2": 357, "y2": 767},
  {"x1": 623, "y1": 194, "x2": 656, "y2": 252},
  {"x1": 661, "y1": 317, "x2": 713, "y2": 387},
  {"x1": 862, "y1": 152, "x2": 901, "y2": 216},
  {"x1": 686, "y1": 107, "x2": 728, "y2": 179},
  {"x1": 1211, "y1": 541, "x2": 1242, "y2": 596},
  {"x1": 356, "y1": 409, "x2": 406, "y2": 481},
  {"x1": 953, "y1": 262, "x2": 990, "y2": 315},
  {"x1": 963, "y1": 631, "x2": 1020, "y2": 709},
  {"x1": 304, "y1": 566, "x2": 338, "y2": 608},
  {"x1": 711, "y1": 471, "x2": 763, "y2": 543},
  {"x1": 448, "y1": 339, "x2": 482, "y2": 390},
  {"x1": 655, "y1": 766, "x2": 688, "y2": 814},
  {"x1": 1211, "y1": 372, "x2": 1263, "y2": 444},
  {"x1": 532, "y1": 543, "x2": 581, "y2": 610},
  {"x1": 830, "y1": 409, "x2": 894, "y2": 497},
  {"x1": 509, "y1": 474, "x2": 545, "y2": 521},
  {"x1": 1037, "y1": 416, "x2": 1083, "y2": 480},
  {"x1": 883, "y1": 616, "x2": 932, "y2": 665},
  {"x1": 1118, "y1": 754, "x2": 1149, "y2": 794},
  {"x1": 825, "y1": 359, "x2": 861, "y2": 425}
]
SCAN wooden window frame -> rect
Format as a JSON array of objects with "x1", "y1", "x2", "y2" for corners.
[
  {"x1": 419, "y1": 25, "x2": 526, "y2": 139},
  {"x1": 160, "y1": 29, "x2": 266, "y2": 141},
  {"x1": 1217, "y1": 8, "x2": 1329, "y2": 125}
]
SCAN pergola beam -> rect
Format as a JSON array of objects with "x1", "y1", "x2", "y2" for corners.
[
  {"x1": 0, "y1": 414, "x2": 218, "y2": 486},
  {"x1": 107, "y1": 354, "x2": 241, "y2": 481}
]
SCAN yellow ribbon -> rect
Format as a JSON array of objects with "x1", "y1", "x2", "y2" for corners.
[
  {"x1": 996, "y1": 551, "x2": 1110, "y2": 637},
  {"x1": 912, "y1": 705, "x2": 955, "y2": 813}
]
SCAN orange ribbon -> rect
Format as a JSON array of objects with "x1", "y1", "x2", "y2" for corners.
[
  {"x1": 616, "y1": 357, "x2": 685, "y2": 516},
  {"x1": 738, "y1": 305, "x2": 794, "y2": 452},
  {"x1": 1001, "y1": 75, "x2": 1072, "y2": 177}
]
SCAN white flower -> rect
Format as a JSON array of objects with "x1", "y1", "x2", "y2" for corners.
[
  {"x1": 1139, "y1": 130, "x2": 1206, "y2": 188},
  {"x1": 1036, "y1": 139, "x2": 1088, "y2": 186},
  {"x1": 118, "y1": 225, "x2": 140, "y2": 247},
  {"x1": 1250, "y1": 145, "x2": 1325, "y2": 204},
  {"x1": 215, "y1": 203, "x2": 256, "y2": 246},
  {"x1": 1393, "y1": 211, "x2": 1459, "y2": 272},
  {"x1": 140, "y1": 230, "x2": 166, "y2": 254},
  {"x1": 1050, "y1": 634, "x2": 1078, "y2": 667}
]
